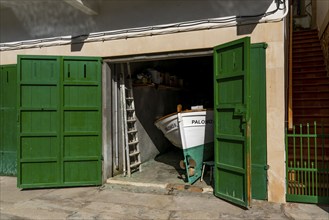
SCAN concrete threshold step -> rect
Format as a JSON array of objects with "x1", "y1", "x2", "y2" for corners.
[
  {"x1": 107, "y1": 178, "x2": 167, "y2": 189},
  {"x1": 106, "y1": 179, "x2": 213, "y2": 194}
]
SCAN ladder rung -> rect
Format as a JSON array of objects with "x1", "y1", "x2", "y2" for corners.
[
  {"x1": 129, "y1": 151, "x2": 140, "y2": 157},
  {"x1": 130, "y1": 161, "x2": 141, "y2": 168},
  {"x1": 126, "y1": 97, "x2": 134, "y2": 100},
  {"x1": 126, "y1": 108, "x2": 135, "y2": 111},
  {"x1": 127, "y1": 118, "x2": 137, "y2": 122},
  {"x1": 128, "y1": 140, "x2": 139, "y2": 145},
  {"x1": 128, "y1": 129, "x2": 137, "y2": 134}
]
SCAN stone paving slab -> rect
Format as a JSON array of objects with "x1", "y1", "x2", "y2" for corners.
[{"x1": 1, "y1": 176, "x2": 328, "y2": 220}]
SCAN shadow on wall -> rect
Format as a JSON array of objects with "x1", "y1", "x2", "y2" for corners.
[
  {"x1": 133, "y1": 85, "x2": 181, "y2": 156},
  {"x1": 0, "y1": 0, "x2": 274, "y2": 43},
  {"x1": 71, "y1": 34, "x2": 89, "y2": 51},
  {"x1": 237, "y1": 20, "x2": 259, "y2": 36}
]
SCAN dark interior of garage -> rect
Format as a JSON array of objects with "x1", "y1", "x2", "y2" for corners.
[{"x1": 107, "y1": 55, "x2": 214, "y2": 188}]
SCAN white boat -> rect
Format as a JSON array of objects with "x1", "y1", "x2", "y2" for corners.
[
  {"x1": 154, "y1": 112, "x2": 182, "y2": 148},
  {"x1": 154, "y1": 109, "x2": 214, "y2": 184}
]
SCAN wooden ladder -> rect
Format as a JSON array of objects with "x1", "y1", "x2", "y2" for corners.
[{"x1": 121, "y1": 63, "x2": 142, "y2": 177}]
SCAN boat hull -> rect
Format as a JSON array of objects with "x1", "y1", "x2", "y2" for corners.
[
  {"x1": 154, "y1": 113, "x2": 182, "y2": 148},
  {"x1": 155, "y1": 110, "x2": 214, "y2": 184},
  {"x1": 182, "y1": 142, "x2": 213, "y2": 184}
]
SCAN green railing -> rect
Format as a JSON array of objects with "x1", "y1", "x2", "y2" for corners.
[{"x1": 286, "y1": 122, "x2": 329, "y2": 204}]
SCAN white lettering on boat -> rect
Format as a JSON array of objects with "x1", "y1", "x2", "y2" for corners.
[{"x1": 191, "y1": 120, "x2": 213, "y2": 124}]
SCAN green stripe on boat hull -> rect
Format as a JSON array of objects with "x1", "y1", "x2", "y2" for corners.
[{"x1": 183, "y1": 142, "x2": 214, "y2": 184}]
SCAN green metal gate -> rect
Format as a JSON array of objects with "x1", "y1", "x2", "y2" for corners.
[
  {"x1": 213, "y1": 37, "x2": 251, "y2": 208},
  {"x1": 0, "y1": 65, "x2": 17, "y2": 176},
  {"x1": 286, "y1": 122, "x2": 329, "y2": 204},
  {"x1": 17, "y1": 55, "x2": 102, "y2": 188}
]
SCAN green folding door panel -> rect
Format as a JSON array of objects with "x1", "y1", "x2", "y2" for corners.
[
  {"x1": 62, "y1": 57, "x2": 102, "y2": 185},
  {"x1": 213, "y1": 37, "x2": 251, "y2": 208},
  {"x1": 17, "y1": 56, "x2": 61, "y2": 187},
  {"x1": 1, "y1": 65, "x2": 17, "y2": 176},
  {"x1": 250, "y1": 43, "x2": 267, "y2": 200},
  {"x1": 17, "y1": 55, "x2": 102, "y2": 188}
]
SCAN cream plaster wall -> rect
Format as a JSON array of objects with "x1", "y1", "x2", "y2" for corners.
[{"x1": 0, "y1": 21, "x2": 286, "y2": 203}]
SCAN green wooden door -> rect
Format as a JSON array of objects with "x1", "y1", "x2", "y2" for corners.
[
  {"x1": 17, "y1": 56, "x2": 62, "y2": 187},
  {"x1": 62, "y1": 57, "x2": 102, "y2": 185},
  {"x1": 17, "y1": 55, "x2": 102, "y2": 188},
  {"x1": 0, "y1": 65, "x2": 17, "y2": 176},
  {"x1": 213, "y1": 37, "x2": 251, "y2": 207},
  {"x1": 250, "y1": 43, "x2": 267, "y2": 200}
]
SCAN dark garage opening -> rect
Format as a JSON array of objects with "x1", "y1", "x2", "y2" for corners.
[{"x1": 107, "y1": 54, "x2": 215, "y2": 189}]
